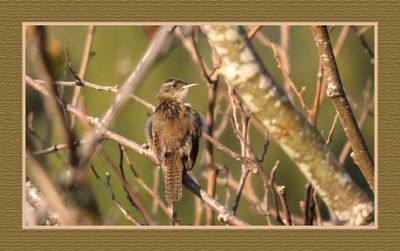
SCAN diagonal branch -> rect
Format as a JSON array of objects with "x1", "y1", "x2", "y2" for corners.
[
  {"x1": 202, "y1": 25, "x2": 373, "y2": 225},
  {"x1": 312, "y1": 25, "x2": 374, "y2": 192}
]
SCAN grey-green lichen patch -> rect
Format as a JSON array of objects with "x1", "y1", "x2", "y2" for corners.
[
  {"x1": 258, "y1": 75, "x2": 272, "y2": 90},
  {"x1": 241, "y1": 93, "x2": 260, "y2": 113},
  {"x1": 336, "y1": 201, "x2": 374, "y2": 225},
  {"x1": 215, "y1": 46, "x2": 228, "y2": 56},
  {"x1": 237, "y1": 62, "x2": 259, "y2": 82},
  {"x1": 239, "y1": 47, "x2": 254, "y2": 63},
  {"x1": 225, "y1": 27, "x2": 240, "y2": 42},
  {"x1": 326, "y1": 82, "x2": 341, "y2": 97},
  {"x1": 264, "y1": 86, "x2": 277, "y2": 100}
]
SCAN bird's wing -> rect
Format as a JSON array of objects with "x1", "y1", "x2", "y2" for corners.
[{"x1": 183, "y1": 110, "x2": 202, "y2": 171}]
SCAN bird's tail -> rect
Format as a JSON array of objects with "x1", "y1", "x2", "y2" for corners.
[{"x1": 163, "y1": 152, "x2": 183, "y2": 202}]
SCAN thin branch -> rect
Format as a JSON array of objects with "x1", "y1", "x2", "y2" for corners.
[
  {"x1": 27, "y1": 112, "x2": 69, "y2": 164},
  {"x1": 98, "y1": 147, "x2": 154, "y2": 225},
  {"x1": 312, "y1": 25, "x2": 374, "y2": 192},
  {"x1": 33, "y1": 141, "x2": 82, "y2": 155},
  {"x1": 351, "y1": 26, "x2": 374, "y2": 64},
  {"x1": 213, "y1": 104, "x2": 232, "y2": 139},
  {"x1": 120, "y1": 145, "x2": 170, "y2": 217},
  {"x1": 303, "y1": 183, "x2": 315, "y2": 225},
  {"x1": 247, "y1": 25, "x2": 262, "y2": 39},
  {"x1": 70, "y1": 25, "x2": 96, "y2": 128},
  {"x1": 326, "y1": 112, "x2": 340, "y2": 145},
  {"x1": 268, "y1": 161, "x2": 283, "y2": 225},
  {"x1": 90, "y1": 165, "x2": 141, "y2": 226},
  {"x1": 277, "y1": 186, "x2": 292, "y2": 226},
  {"x1": 310, "y1": 61, "x2": 323, "y2": 125},
  {"x1": 279, "y1": 25, "x2": 294, "y2": 105},
  {"x1": 33, "y1": 79, "x2": 155, "y2": 111},
  {"x1": 313, "y1": 189, "x2": 322, "y2": 226},
  {"x1": 228, "y1": 87, "x2": 253, "y2": 216},
  {"x1": 231, "y1": 169, "x2": 250, "y2": 215},
  {"x1": 271, "y1": 42, "x2": 309, "y2": 112},
  {"x1": 151, "y1": 165, "x2": 161, "y2": 215}
]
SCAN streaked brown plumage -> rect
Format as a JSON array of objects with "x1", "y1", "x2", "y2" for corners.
[{"x1": 145, "y1": 79, "x2": 202, "y2": 202}]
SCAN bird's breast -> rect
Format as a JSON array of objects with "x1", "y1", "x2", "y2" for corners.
[{"x1": 153, "y1": 100, "x2": 192, "y2": 147}]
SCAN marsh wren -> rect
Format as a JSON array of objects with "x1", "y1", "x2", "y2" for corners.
[{"x1": 145, "y1": 79, "x2": 202, "y2": 202}]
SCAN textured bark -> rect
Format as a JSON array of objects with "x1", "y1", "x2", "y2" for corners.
[
  {"x1": 312, "y1": 25, "x2": 374, "y2": 191},
  {"x1": 203, "y1": 25, "x2": 373, "y2": 225}
]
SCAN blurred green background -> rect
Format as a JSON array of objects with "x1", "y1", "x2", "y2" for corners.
[{"x1": 25, "y1": 25, "x2": 374, "y2": 225}]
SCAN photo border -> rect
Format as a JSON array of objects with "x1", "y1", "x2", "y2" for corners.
[{"x1": 1, "y1": 1, "x2": 398, "y2": 250}]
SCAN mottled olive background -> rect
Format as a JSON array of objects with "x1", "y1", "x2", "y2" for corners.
[{"x1": 1, "y1": 0, "x2": 399, "y2": 250}]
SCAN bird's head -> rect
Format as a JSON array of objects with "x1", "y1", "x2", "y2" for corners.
[{"x1": 157, "y1": 78, "x2": 198, "y2": 102}]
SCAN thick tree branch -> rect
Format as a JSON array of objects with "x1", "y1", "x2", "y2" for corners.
[{"x1": 202, "y1": 25, "x2": 373, "y2": 225}]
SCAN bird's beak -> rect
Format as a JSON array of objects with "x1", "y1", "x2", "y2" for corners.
[{"x1": 182, "y1": 83, "x2": 199, "y2": 89}]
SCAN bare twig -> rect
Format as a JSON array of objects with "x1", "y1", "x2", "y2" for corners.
[
  {"x1": 279, "y1": 25, "x2": 294, "y2": 105},
  {"x1": 151, "y1": 167, "x2": 161, "y2": 215},
  {"x1": 33, "y1": 79, "x2": 155, "y2": 111},
  {"x1": 213, "y1": 104, "x2": 232, "y2": 139},
  {"x1": 119, "y1": 145, "x2": 170, "y2": 217},
  {"x1": 313, "y1": 189, "x2": 322, "y2": 226},
  {"x1": 268, "y1": 161, "x2": 283, "y2": 224},
  {"x1": 303, "y1": 183, "x2": 315, "y2": 225},
  {"x1": 247, "y1": 25, "x2": 262, "y2": 39},
  {"x1": 312, "y1": 25, "x2": 374, "y2": 192},
  {"x1": 90, "y1": 165, "x2": 141, "y2": 226},
  {"x1": 351, "y1": 26, "x2": 374, "y2": 64},
  {"x1": 277, "y1": 186, "x2": 292, "y2": 225},
  {"x1": 271, "y1": 43, "x2": 309, "y2": 112},
  {"x1": 70, "y1": 25, "x2": 96, "y2": 128},
  {"x1": 310, "y1": 62, "x2": 323, "y2": 125},
  {"x1": 326, "y1": 113, "x2": 340, "y2": 145},
  {"x1": 33, "y1": 141, "x2": 82, "y2": 155},
  {"x1": 228, "y1": 87, "x2": 253, "y2": 215},
  {"x1": 98, "y1": 147, "x2": 154, "y2": 225},
  {"x1": 259, "y1": 160, "x2": 275, "y2": 225}
]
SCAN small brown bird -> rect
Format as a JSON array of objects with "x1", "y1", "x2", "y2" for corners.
[{"x1": 146, "y1": 79, "x2": 202, "y2": 202}]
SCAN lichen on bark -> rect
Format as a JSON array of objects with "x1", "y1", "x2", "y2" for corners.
[{"x1": 203, "y1": 25, "x2": 373, "y2": 225}]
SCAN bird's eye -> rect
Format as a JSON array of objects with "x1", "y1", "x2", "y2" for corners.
[{"x1": 172, "y1": 83, "x2": 177, "y2": 88}]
